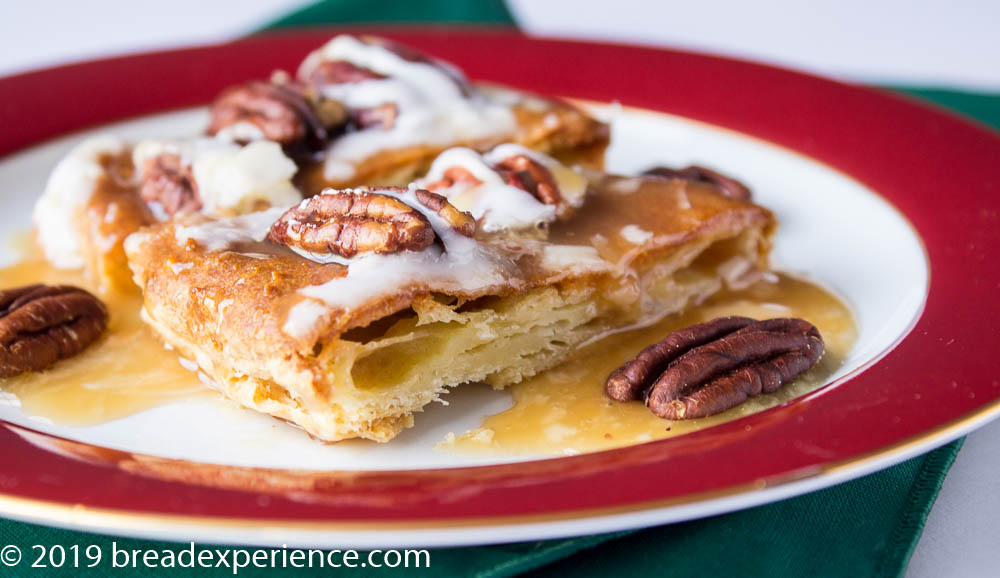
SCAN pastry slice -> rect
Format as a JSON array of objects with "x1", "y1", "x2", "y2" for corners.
[
  {"x1": 33, "y1": 136, "x2": 302, "y2": 293},
  {"x1": 206, "y1": 35, "x2": 610, "y2": 195},
  {"x1": 124, "y1": 145, "x2": 774, "y2": 442}
]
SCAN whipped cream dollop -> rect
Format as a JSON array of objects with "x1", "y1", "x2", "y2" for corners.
[
  {"x1": 417, "y1": 144, "x2": 588, "y2": 232},
  {"x1": 33, "y1": 135, "x2": 125, "y2": 269},
  {"x1": 133, "y1": 139, "x2": 301, "y2": 215},
  {"x1": 298, "y1": 35, "x2": 517, "y2": 180}
]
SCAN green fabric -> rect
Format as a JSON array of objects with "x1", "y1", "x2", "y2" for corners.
[
  {"x1": 262, "y1": 0, "x2": 515, "y2": 29},
  {"x1": 894, "y1": 88, "x2": 1000, "y2": 131},
  {"x1": 4, "y1": 1, "x2": 1000, "y2": 576},
  {"x1": 0, "y1": 440, "x2": 965, "y2": 577}
]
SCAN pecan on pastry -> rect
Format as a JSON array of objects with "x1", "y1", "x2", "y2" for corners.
[
  {"x1": 127, "y1": 165, "x2": 775, "y2": 442},
  {"x1": 361, "y1": 36, "x2": 470, "y2": 94},
  {"x1": 643, "y1": 165, "x2": 752, "y2": 201},
  {"x1": 306, "y1": 60, "x2": 386, "y2": 86},
  {"x1": 0, "y1": 285, "x2": 109, "y2": 378},
  {"x1": 423, "y1": 166, "x2": 483, "y2": 191},
  {"x1": 414, "y1": 189, "x2": 476, "y2": 237},
  {"x1": 140, "y1": 153, "x2": 202, "y2": 216},
  {"x1": 207, "y1": 80, "x2": 336, "y2": 154},
  {"x1": 268, "y1": 188, "x2": 444, "y2": 258},
  {"x1": 352, "y1": 103, "x2": 399, "y2": 131},
  {"x1": 606, "y1": 317, "x2": 824, "y2": 419},
  {"x1": 493, "y1": 154, "x2": 562, "y2": 206}
]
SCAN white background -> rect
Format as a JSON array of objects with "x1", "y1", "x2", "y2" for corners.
[{"x1": 1, "y1": 1, "x2": 998, "y2": 575}]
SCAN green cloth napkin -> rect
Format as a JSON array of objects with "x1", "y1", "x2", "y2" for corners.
[
  {"x1": 4, "y1": 2, "x2": 1000, "y2": 577},
  {"x1": 0, "y1": 441, "x2": 965, "y2": 577}
]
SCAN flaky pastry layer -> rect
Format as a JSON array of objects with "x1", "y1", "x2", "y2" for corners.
[{"x1": 126, "y1": 174, "x2": 774, "y2": 442}]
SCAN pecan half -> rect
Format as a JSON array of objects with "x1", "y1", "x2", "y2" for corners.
[
  {"x1": 304, "y1": 61, "x2": 397, "y2": 130},
  {"x1": 0, "y1": 285, "x2": 109, "y2": 378},
  {"x1": 415, "y1": 189, "x2": 476, "y2": 237},
  {"x1": 364, "y1": 37, "x2": 470, "y2": 94},
  {"x1": 643, "y1": 165, "x2": 752, "y2": 201},
  {"x1": 306, "y1": 60, "x2": 386, "y2": 86},
  {"x1": 606, "y1": 316, "x2": 756, "y2": 402},
  {"x1": 140, "y1": 153, "x2": 202, "y2": 216},
  {"x1": 424, "y1": 166, "x2": 483, "y2": 192},
  {"x1": 606, "y1": 317, "x2": 824, "y2": 419},
  {"x1": 494, "y1": 155, "x2": 562, "y2": 206},
  {"x1": 268, "y1": 188, "x2": 436, "y2": 258},
  {"x1": 207, "y1": 81, "x2": 332, "y2": 152},
  {"x1": 352, "y1": 103, "x2": 399, "y2": 130}
]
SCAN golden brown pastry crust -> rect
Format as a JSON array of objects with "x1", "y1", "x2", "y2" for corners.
[
  {"x1": 295, "y1": 93, "x2": 610, "y2": 196},
  {"x1": 126, "y1": 174, "x2": 774, "y2": 442}
]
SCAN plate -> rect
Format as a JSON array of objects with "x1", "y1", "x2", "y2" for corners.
[{"x1": 0, "y1": 29, "x2": 998, "y2": 548}]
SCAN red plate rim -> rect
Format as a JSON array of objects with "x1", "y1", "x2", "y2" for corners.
[{"x1": 1, "y1": 28, "x2": 999, "y2": 529}]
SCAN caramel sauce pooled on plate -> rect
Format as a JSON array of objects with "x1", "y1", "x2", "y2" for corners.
[
  {"x1": 443, "y1": 273, "x2": 857, "y2": 456},
  {"x1": 0, "y1": 243, "x2": 209, "y2": 426},
  {"x1": 1, "y1": 236, "x2": 854, "y2": 454}
]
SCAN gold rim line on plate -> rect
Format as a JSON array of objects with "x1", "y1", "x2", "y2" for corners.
[{"x1": 0, "y1": 396, "x2": 996, "y2": 534}]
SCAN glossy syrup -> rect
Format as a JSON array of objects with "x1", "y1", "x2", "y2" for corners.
[
  {"x1": 442, "y1": 273, "x2": 857, "y2": 455},
  {"x1": 0, "y1": 246, "x2": 210, "y2": 426},
  {"x1": 2, "y1": 240, "x2": 854, "y2": 453}
]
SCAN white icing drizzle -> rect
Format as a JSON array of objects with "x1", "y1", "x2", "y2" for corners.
[
  {"x1": 33, "y1": 135, "x2": 125, "y2": 269},
  {"x1": 482, "y1": 143, "x2": 588, "y2": 208},
  {"x1": 294, "y1": 185, "x2": 512, "y2": 317},
  {"x1": 163, "y1": 176, "x2": 614, "y2": 340},
  {"x1": 173, "y1": 207, "x2": 288, "y2": 252},
  {"x1": 282, "y1": 299, "x2": 331, "y2": 338},
  {"x1": 416, "y1": 144, "x2": 588, "y2": 232},
  {"x1": 419, "y1": 147, "x2": 555, "y2": 232},
  {"x1": 133, "y1": 139, "x2": 301, "y2": 215},
  {"x1": 299, "y1": 35, "x2": 517, "y2": 180},
  {"x1": 539, "y1": 245, "x2": 613, "y2": 276}
]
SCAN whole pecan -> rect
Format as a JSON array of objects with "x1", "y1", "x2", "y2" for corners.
[
  {"x1": 140, "y1": 153, "x2": 202, "y2": 216},
  {"x1": 493, "y1": 155, "x2": 562, "y2": 206},
  {"x1": 643, "y1": 165, "x2": 752, "y2": 201},
  {"x1": 414, "y1": 189, "x2": 476, "y2": 238},
  {"x1": 0, "y1": 285, "x2": 109, "y2": 378},
  {"x1": 606, "y1": 316, "x2": 756, "y2": 402},
  {"x1": 606, "y1": 317, "x2": 824, "y2": 419},
  {"x1": 268, "y1": 188, "x2": 439, "y2": 258},
  {"x1": 207, "y1": 81, "x2": 333, "y2": 153}
]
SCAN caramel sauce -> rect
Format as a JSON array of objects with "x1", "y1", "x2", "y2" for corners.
[
  {"x1": 0, "y1": 251, "x2": 210, "y2": 426},
  {"x1": 444, "y1": 273, "x2": 857, "y2": 455},
  {"x1": 2, "y1": 237, "x2": 854, "y2": 455}
]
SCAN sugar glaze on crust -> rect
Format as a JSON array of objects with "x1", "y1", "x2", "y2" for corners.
[{"x1": 125, "y1": 145, "x2": 775, "y2": 442}]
